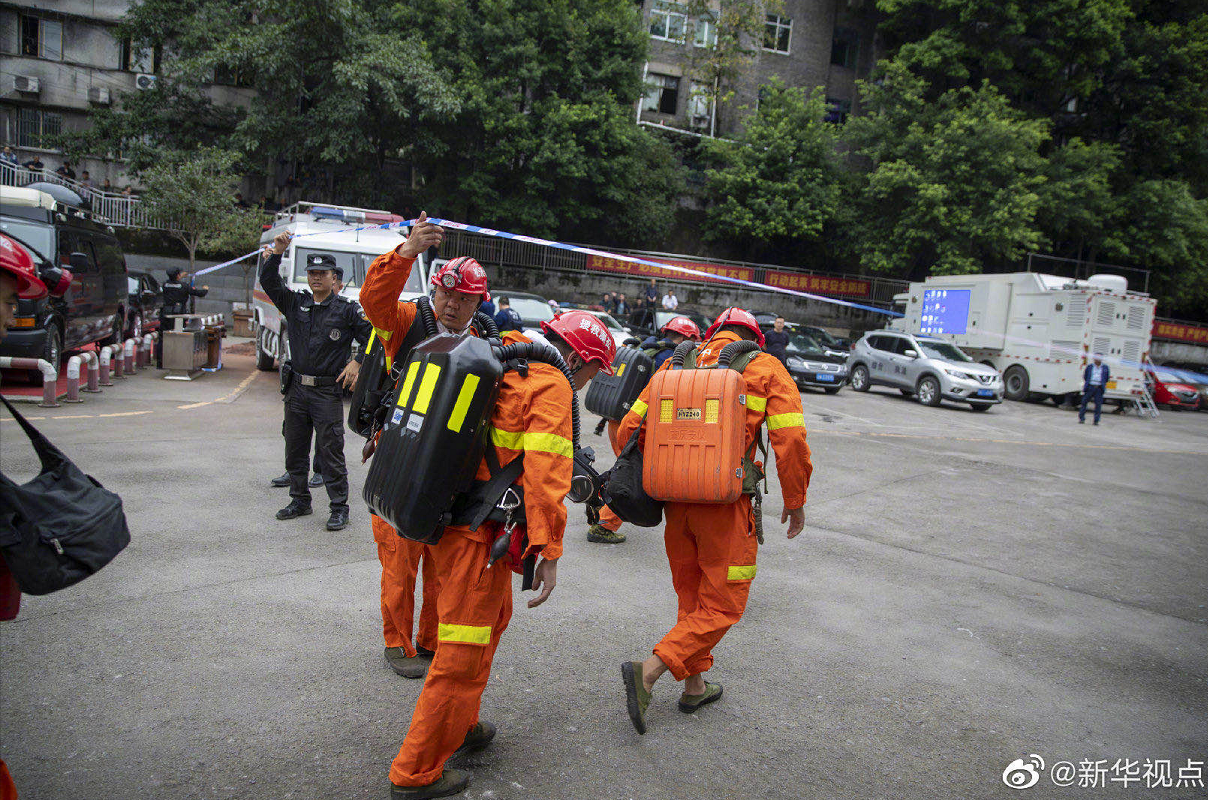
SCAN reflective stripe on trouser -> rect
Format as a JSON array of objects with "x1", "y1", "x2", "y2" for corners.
[
  {"x1": 654, "y1": 495, "x2": 758, "y2": 681},
  {"x1": 390, "y1": 527, "x2": 513, "y2": 787},
  {"x1": 373, "y1": 515, "x2": 439, "y2": 656}
]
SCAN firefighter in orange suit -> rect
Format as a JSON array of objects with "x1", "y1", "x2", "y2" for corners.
[
  {"x1": 359, "y1": 215, "x2": 490, "y2": 679},
  {"x1": 617, "y1": 307, "x2": 811, "y2": 734}
]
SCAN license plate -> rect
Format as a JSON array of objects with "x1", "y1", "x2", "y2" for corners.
[
  {"x1": 976, "y1": 389, "x2": 994, "y2": 397},
  {"x1": 1106, "y1": 380, "x2": 1117, "y2": 389},
  {"x1": 814, "y1": 373, "x2": 835, "y2": 382}
]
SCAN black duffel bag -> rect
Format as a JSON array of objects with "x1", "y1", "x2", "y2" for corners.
[
  {"x1": 0, "y1": 395, "x2": 130, "y2": 595},
  {"x1": 599, "y1": 425, "x2": 663, "y2": 527}
]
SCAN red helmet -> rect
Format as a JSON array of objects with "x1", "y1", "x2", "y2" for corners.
[
  {"x1": 703, "y1": 307, "x2": 766, "y2": 348},
  {"x1": 0, "y1": 234, "x2": 48, "y2": 299},
  {"x1": 660, "y1": 316, "x2": 701, "y2": 341},
  {"x1": 541, "y1": 310, "x2": 617, "y2": 375},
  {"x1": 430, "y1": 256, "x2": 490, "y2": 302}
]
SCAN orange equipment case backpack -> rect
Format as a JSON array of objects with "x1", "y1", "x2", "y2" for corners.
[{"x1": 642, "y1": 355, "x2": 748, "y2": 504}]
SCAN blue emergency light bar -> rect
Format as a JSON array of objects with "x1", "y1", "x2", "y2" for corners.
[{"x1": 310, "y1": 206, "x2": 365, "y2": 223}]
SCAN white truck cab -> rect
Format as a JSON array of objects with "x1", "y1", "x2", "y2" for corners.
[{"x1": 252, "y1": 202, "x2": 428, "y2": 370}]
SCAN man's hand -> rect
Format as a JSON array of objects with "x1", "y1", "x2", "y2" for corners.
[
  {"x1": 272, "y1": 231, "x2": 292, "y2": 254},
  {"x1": 782, "y1": 506, "x2": 805, "y2": 539},
  {"x1": 202, "y1": 285, "x2": 209, "y2": 291},
  {"x1": 337, "y1": 359, "x2": 360, "y2": 389},
  {"x1": 397, "y1": 211, "x2": 444, "y2": 258},
  {"x1": 527, "y1": 557, "x2": 558, "y2": 608}
]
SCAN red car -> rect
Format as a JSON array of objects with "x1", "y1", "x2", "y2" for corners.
[{"x1": 1147, "y1": 368, "x2": 1202, "y2": 410}]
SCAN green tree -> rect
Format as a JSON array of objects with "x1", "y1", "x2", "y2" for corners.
[
  {"x1": 844, "y1": 64, "x2": 1049, "y2": 276},
  {"x1": 701, "y1": 79, "x2": 844, "y2": 257}
]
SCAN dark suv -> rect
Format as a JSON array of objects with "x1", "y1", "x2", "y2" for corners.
[{"x1": 1, "y1": 185, "x2": 128, "y2": 383}]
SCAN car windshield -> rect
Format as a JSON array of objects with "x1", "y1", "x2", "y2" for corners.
[
  {"x1": 590, "y1": 312, "x2": 624, "y2": 331},
  {"x1": 786, "y1": 334, "x2": 825, "y2": 354},
  {"x1": 128, "y1": 277, "x2": 139, "y2": 293},
  {"x1": 917, "y1": 339, "x2": 973, "y2": 362},
  {"x1": 1154, "y1": 370, "x2": 1182, "y2": 383},
  {"x1": 290, "y1": 248, "x2": 423, "y2": 291},
  {"x1": 805, "y1": 327, "x2": 840, "y2": 347},
  {"x1": 656, "y1": 309, "x2": 708, "y2": 331},
  {"x1": 509, "y1": 297, "x2": 556, "y2": 323},
  {"x1": 0, "y1": 218, "x2": 54, "y2": 263}
]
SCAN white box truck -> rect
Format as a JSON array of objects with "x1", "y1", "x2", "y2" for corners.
[
  {"x1": 252, "y1": 202, "x2": 429, "y2": 371},
  {"x1": 892, "y1": 272, "x2": 1156, "y2": 403}
]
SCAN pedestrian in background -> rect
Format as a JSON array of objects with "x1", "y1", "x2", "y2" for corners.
[
  {"x1": 479, "y1": 294, "x2": 496, "y2": 319},
  {"x1": 54, "y1": 161, "x2": 76, "y2": 181},
  {"x1": 494, "y1": 296, "x2": 522, "y2": 332},
  {"x1": 644, "y1": 278, "x2": 659, "y2": 309},
  {"x1": 615, "y1": 293, "x2": 628, "y2": 316},
  {"x1": 602, "y1": 292, "x2": 616, "y2": 314},
  {"x1": 661, "y1": 290, "x2": 678, "y2": 310},
  {"x1": 764, "y1": 316, "x2": 790, "y2": 365},
  {"x1": 1, "y1": 146, "x2": 19, "y2": 167},
  {"x1": 1079, "y1": 353, "x2": 1110, "y2": 425},
  {"x1": 156, "y1": 268, "x2": 209, "y2": 367}
]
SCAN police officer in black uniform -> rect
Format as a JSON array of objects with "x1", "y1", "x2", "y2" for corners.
[
  {"x1": 156, "y1": 268, "x2": 209, "y2": 367},
  {"x1": 260, "y1": 232, "x2": 371, "y2": 531}
]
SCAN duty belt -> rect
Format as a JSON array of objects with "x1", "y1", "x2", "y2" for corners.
[{"x1": 297, "y1": 374, "x2": 338, "y2": 387}]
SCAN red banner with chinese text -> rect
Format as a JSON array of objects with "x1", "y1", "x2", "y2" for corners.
[
  {"x1": 584, "y1": 254, "x2": 757, "y2": 285},
  {"x1": 1152, "y1": 320, "x2": 1208, "y2": 344},
  {"x1": 762, "y1": 270, "x2": 871, "y2": 298}
]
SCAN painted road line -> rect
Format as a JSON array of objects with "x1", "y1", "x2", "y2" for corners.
[
  {"x1": 813, "y1": 429, "x2": 1205, "y2": 456},
  {"x1": 178, "y1": 370, "x2": 262, "y2": 410}
]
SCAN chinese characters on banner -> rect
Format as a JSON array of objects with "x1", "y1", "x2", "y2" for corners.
[
  {"x1": 583, "y1": 255, "x2": 872, "y2": 297},
  {"x1": 1152, "y1": 320, "x2": 1208, "y2": 344}
]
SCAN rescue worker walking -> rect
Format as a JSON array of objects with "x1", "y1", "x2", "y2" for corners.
[
  {"x1": 156, "y1": 268, "x2": 208, "y2": 367},
  {"x1": 360, "y1": 216, "x2": 491, "y2": 679},
  {"x1": 587, "y1": 315, "x2": 701, "y2": 545},
  {"x1": 617, "y1": 307, "x2": 811, "y2": 733},
  {"x1": 366, "y1": 257, "x2": 615, "y2": 796},
  {"x1": 260, "y1": 233, "x2": 370, "y2": 531}
]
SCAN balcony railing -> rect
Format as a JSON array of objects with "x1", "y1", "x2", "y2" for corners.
[{"x1": 0, "y1": 161, "x2": 172, "y2": 230}]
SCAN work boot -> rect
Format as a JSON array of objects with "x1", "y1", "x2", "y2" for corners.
[
  {"x1": 326, "y1": 508, "x2": 349, "y2": 531},
  {"x1": 270, "y1": 472, "x2": 290, "y2": 487},
  {"x1": 587, "y1": 524, "x2": 626, "y2": 544},
  {"x1": 385, "y1": 647, "x2": 430, "y2": 679},
  {"x1": 416, "y1": 644, "x2": 436, "y2": 658},
  {"x1": 390, "y1": 769, "x2": 470, "y2": 799},
  {"x1": 453, "y1": 721, "x2": 496, "y2": 755},
  {"x1": 276, "y1": 500, "x2": 312, "y2": 520},
  {"x1": 621, "y1": 661, "x2": 652, "y2": 735},
  {"x1": 677, "y1": 681, "x2": 723, "y2": 714},
  {"x1": 309, "y1": 473, "x2": 324, "y2": 488}
]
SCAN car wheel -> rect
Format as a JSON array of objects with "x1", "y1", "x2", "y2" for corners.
[
  {"x1": 1002, "y1": 365, "x2": 1030, "y2": 401},
  {"x1": 850, "y1": 364, "x2": 870, "y2": 392},
  {"x1": 969, "y1": 402, "x2": 992, "y2": 412},
  {"x1": 916, "y1": 376, "x2": 941, "y2": 407},
  {"x1": 824, "y1": 386, "x2": 841, "y2": 395},
  {"x1": 256, "y1": 325, "x2": 277, "y2": 371},
  {"x1": 29, "y1": 324, "x2": 62, "y2": 386}
]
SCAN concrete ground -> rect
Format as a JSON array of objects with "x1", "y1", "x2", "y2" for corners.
[{"x1": 1, "y1": 344, "x2": 1206, "y2": 800}]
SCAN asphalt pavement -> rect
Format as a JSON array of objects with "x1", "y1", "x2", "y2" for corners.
[{"x1": 2, "y1": 344, "x2": 1206, "y2": 800}]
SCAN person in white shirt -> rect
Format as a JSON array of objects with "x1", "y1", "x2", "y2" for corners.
[{"x1": 661, "y1": 291, "x2": 678, "y2": 310}]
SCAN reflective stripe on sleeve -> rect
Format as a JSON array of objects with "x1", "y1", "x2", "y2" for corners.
[
  {"x1": 489, "y1": 427, "x2": 573, "y2": 458},
  {"x1": 438, "y1": 623, "x2": 492, "y2": 645},
  {"x1": 727, "y1": 565, "x2": 757, "y2": 581},
  {"x1": 630, "y1": 399, "x2": 648, "y2": 418},
  {"x1": 766, "y1": 412, "x2": 805, "y2": 430},
  {"x1": 745, "y1": 394, "x2": 767, "y2": 413}
]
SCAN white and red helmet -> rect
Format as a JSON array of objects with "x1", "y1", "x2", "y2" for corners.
[
  {"x1": 542, "y1": 310, "x2": 616, "y2": 375},
  {"x1": 660, "y1": 315, "x2": 701, "y2": 341},
  {"x1": 0, "y1": 234, "x2": 48, "y2": 299},
  {"x1": 430, "y1": 256, "x2": 490, "y2": 302},
  {"x1": 704, "y1": 307, "x2": 766, "y2": 348}
]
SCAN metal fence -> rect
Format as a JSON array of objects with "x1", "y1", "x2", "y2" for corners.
[
  {"x1": 0, "y1": 161, "x2": 170, "y2": 230},
  {"x1": 441, "y1": 227, "x2": 909, "y2": 307}
]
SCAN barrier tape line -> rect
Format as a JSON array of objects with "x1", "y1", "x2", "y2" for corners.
[{"x1": 189, "y1": 217, "x2": 902, "y2": 317}]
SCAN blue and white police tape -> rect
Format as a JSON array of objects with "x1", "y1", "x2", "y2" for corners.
[{"x1": 189, "y1": 215, "x2": 902, "y2": 318}]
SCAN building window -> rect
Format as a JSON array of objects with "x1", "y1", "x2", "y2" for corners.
[
  {"x1": 688, "y1": 82, "x2": 713, "y2": 127},
  {"x1": 825, "y1": 97, "x2": 851, "y2": 124},
  {"x1": 650, "y1": 2, "x2": 687, "y2": 42},
  {"x1": 693, "y1": 15, "x2": 717, "y2": 48},
  {"x1": 643, "y1": 73, "x2": 680, "y2": 115},
  {"x1": 831, "y1": 27, "x2": 860, "y2": 69},
  {"x1": 17, "y1": 108, "x2": 63, "y2": 149},
  {"x1": 120, "y1": 40, "x2": 159, "y2": 73},
  {"x1": 763, "y1": 14, "x2": 792, "y2": 54},
  {"x1": 20, "y1": 15, "x2": 63, "y2": 61}
]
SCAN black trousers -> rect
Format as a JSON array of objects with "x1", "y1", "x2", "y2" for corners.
[
  {"x1": 284, "y1": 383, "x2": 347, "y2": 510},
  {"x1": 1079, "y1": 384, "x2": 1105, "y2": 423}
]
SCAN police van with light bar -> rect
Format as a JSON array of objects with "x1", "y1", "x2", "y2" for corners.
[{"x1": 252, "y1": 202, "x2": 430, "y2": 371}]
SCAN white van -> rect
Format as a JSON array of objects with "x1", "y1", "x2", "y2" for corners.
[{"x1": 252, "y1": 202, "x2": 429, "y2": 370}]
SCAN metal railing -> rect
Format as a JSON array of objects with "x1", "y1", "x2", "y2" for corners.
[{"x1": 0, "y1": 161, "x2": 170, "y2": 230}]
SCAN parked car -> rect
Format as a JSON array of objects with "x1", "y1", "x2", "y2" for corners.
[
  {"x1": 848, "y1": 330, "x2": 1003, "y2": 410},
  {"x1": 627, "y1": 307, "x2": 711, "y2": 339},
  {"x1": 799, "y1": 324, "x2": 851, "y2": 352},
  {"x1": 491, "y1": 290, "x2": 557, "y2": 331},
  {"x1": 784, "y1": 333, "x2": 848, "y2": 394},
  {"x1": 1145, "y1": 367, "x2": 1201, "y2": 410},
  {"x1": 1158, "y1": 362, "x2": 1208, "y2": 410},
  {"x1": 126, "y1": 270, "x2": 164, "y2": 340},
  {"x1": 1, "y1": 185, "x2": 127, "y2": 384},
  {"x1": 582, "y1": 309, "x2": 633, "y2": 351}
]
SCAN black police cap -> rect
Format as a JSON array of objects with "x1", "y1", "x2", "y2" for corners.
[{"x1": 305, "y1": 253, "x2": 339, "y2": 272}]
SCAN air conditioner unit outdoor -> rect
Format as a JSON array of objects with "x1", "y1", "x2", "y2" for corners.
[
  {"x1": 134, "y1": 73, "x2": 158, "y2": 90},
  {"x1": 88, "y1": 86, "x2": 111, "y2": 105},
  {"x1": 13, "y1": 75, "x2": 40, "y2": 94}
]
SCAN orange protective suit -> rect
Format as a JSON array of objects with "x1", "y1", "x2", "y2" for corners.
[
  {"x1": 360, "y1": 247, "x2": 453, "y2": 656},
  {"x1": 0, "y1": 758, "x2": 15, "y2": 800},
  {"x1": 618, "y1": 330, "x2": 811, "y2": 680},
  {"x1": 596, "y1": 419, "x2": 624, "y2": 532}
]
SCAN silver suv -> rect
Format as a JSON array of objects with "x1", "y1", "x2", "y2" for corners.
[{"x1": 848, "y1": 331, "x2": 1004, "y2": 411}]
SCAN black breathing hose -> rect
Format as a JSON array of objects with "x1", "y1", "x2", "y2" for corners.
[
  {"x1": 415, "y1": 295, "x2": 439, "y2": 337},
  {"x1": 474, "y1": 311, "x2": 500, "y2": 339},
  {"x1": 492, "y1": 342, "x2": 581, "y2": 450},
  {"x1": 718, "y1": 340, "x2": 760, "y2": 369},
  {"x1": 670, "y1": 340, "x2": 697, "y2": 368}
]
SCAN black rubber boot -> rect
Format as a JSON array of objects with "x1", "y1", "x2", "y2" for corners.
[
  {"x1": 270, "y1": 473, "x2": 290, "y2": 487},
  {"x1": 326, "y1": 508, "x2": 349, "y2": 531},
  {"x1": 308, "y1": 473, "x2": 324, "y2": 488},
  {"x1": 390, "y1": 769, "x2": 470, "y2": 799},
  {"x1": 276, "y1": 500, "x2": 313, "y2": 520}
]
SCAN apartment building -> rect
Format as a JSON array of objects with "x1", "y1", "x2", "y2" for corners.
[
  {"x1": 0, "y1": 0, "x2": 253, "y2": 188},
  {"x1": 638, "y1": 0, "x2": 878, "y2": 138}
]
